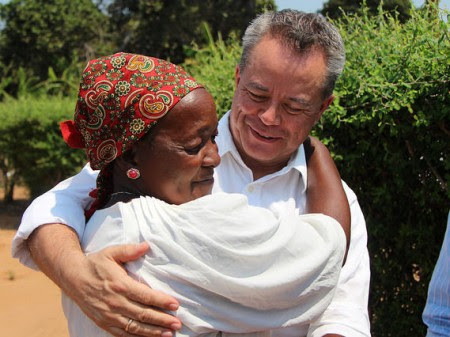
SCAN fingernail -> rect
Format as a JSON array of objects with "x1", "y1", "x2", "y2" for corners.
[
  {"x1": 170, "y1": 322, "x2": 182, "y2": 330},
  {"x1": 168, "y1": 303, "x2": 179, "y2": 311},
  {"x1": 162, "y1": 330, "x2": 173, "y2": 337}
]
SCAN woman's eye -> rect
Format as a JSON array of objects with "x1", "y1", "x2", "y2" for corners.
[
  {"x1": 185, "y1": 144, "x2": 203, "y2": 155},
  {"x1": 185, "y1": 130, "x2": 218, "y2": 154},
  {"x1": 211, "y1": 130, "x2": 218, "y2": 144}
]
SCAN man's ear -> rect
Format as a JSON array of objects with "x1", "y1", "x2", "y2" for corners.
[
  {"x1": 234, "y1": 65, "x2": 241, "y2": 87},
  {"x1": 316, "y1": 95, "x2": 334, "y2": 123}
]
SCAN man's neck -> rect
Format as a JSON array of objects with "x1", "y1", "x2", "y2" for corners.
[{"x1": 238, "y1": 150, "x2": 289, "y2": 181}]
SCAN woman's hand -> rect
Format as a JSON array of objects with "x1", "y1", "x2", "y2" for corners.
[{"x1": 27, "y1": 224, "x2": 182, "y2": 337}]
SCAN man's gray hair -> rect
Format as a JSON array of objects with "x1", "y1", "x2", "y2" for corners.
[{"x1": 240, "y1": 10, "x2": 345, "y2": 98}]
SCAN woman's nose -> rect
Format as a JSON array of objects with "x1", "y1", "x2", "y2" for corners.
[{"x1": 203, "y1": 141, "x2": 221, "y2": 168}]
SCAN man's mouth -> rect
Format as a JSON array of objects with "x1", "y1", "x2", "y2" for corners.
[{"x1": 250, "y1": 127, "x2": 279, "y2": 142}]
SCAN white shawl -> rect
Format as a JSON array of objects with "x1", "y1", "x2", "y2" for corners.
[{"x1": 63, "y1": 193, "x2": 345, "y2": 337}]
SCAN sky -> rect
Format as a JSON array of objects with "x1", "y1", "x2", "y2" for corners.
[
  {"x1": 275, "y1": 0, "x2": 450, "y2": 12},
  {"x1": 0, "y1": 0, "x2": 448, "y2": 11}
]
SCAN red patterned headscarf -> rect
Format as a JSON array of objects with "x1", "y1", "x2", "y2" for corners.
[{"x1": 60, "y1": 52, "x2": 203, "y2": 214}]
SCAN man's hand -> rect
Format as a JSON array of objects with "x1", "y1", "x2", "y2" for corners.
[{"x1": 28, "y1": 224, "x2": 182, "y2": 337}]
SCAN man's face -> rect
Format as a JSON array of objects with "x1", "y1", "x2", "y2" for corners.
[{"x1": 230, "y1": 37, "x2": 333, "y2": 173}]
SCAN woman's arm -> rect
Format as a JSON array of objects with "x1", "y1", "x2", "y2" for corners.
[{"x1": 304, "y1": 136, "x2": 351, "y2": 260}]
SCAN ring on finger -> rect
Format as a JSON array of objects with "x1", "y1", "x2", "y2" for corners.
[{"x1": 125, "y1": 318, "x2": 134, "y2": 332}]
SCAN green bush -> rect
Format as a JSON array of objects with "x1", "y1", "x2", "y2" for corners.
[
  {"x1": 183, "y1": 26, "x2": 242, "y2": 118},
  {"x1": 318, "y1": 6, "x2": 449, "y2": 336},
  {"x1": 0, "y1": 95, "x2": 86, "y2": 198},
  {"x1": 186, "y1": 5, "x2": 449, "y2": 336}
]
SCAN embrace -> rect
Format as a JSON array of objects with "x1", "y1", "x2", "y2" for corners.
[{"x1": 12, "y1": 9, "x2": 370, "y2": 337}]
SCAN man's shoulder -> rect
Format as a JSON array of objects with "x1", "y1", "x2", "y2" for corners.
[{"x1": 341, "y1": 180, "x2": 359, "y2": 203}]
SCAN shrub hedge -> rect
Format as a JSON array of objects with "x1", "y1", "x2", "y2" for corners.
[
  {"x1": 0, "y1": 95, "x2": 86, "y2": 198},
  {"x1": 324, "y1": 8, "x2": 449, "y2": 336},
  {"x1": 184, "y1": 28, "x2": 242, "y2": 119}
]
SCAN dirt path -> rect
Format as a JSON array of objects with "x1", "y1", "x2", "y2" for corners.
[
  {"x1": 0, "y1": 229, "x2": 69, "y2": 337},
  {"x1": 0, "y1": 186, "x2": 69, "y2": 336}
]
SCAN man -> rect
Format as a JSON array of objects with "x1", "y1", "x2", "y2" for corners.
[
  {"x1": 422, "y1": 212, "x2": 450, "y2": 337},
  {"x1": 12, "y1": 10, "x2": 370, "y2": 337}
]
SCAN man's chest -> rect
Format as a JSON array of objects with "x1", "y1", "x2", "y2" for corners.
[{"x1": 212, "y1": 156, "x2": 307, "y2": 217}]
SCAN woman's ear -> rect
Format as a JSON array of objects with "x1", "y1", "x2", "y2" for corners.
[{"x1": 116, "y1": 148, "x2": 137, "y2": 171}]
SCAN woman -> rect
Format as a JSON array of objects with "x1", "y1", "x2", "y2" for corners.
[{"x1": 61, "y1": 52, "x2": 348, "y2": 337}]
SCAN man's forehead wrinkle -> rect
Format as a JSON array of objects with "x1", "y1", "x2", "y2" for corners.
[
  {"x1": 289, "y1": 96, "x2": 312, "y2": 107},
  {"x1": 247, "y1": 80, "x2": 313, "y2": 107},
  {"x1": 247, "y1": 81, "x2": 269, "y2": 92}
]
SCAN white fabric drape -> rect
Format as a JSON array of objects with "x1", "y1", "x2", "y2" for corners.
[{"x1": 63, "y1": 193, "x2": 345, "y2": 337}]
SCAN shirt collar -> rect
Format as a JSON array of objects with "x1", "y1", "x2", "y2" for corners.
[{"x1": 217, "y1": 111, "x2": 308, "y2": 190}]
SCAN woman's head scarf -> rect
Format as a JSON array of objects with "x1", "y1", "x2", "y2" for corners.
[{"x1": 60, "y1": 52, "x2": 203, "y2": 214}]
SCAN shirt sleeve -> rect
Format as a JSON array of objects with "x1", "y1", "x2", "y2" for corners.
[
  {"x1": 422, "y1": 212, "x2": 450, "y2": 337},
  {"x1": 11, "y1": 163, "x2": 98, "y2": 270},
  {"x1": 307, "y1": 181, "x2": 371, "y2": 337}
]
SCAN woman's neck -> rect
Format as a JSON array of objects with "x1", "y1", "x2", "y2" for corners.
[{"x1": 103, "y1": 190, "x2": 141, "y2": 208}]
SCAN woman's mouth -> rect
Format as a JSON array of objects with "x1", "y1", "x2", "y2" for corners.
[{"x1": 193, "y1": 176, "x2": 214, "y2": 185}]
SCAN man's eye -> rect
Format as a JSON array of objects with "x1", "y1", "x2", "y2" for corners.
[
  {"x1": 248, "y1": 91, "x2": 266, "y2": 102},
  {"x1": 285, "y1": 104, "x2": 306, "y2": 115},
  {"x1": 287, "y1": 107, "x2": 302, "y2": 114}
]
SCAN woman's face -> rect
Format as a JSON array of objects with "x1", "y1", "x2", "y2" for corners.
[{"x1": 133, "y1": 88, "x2": 220, "y2": 204}]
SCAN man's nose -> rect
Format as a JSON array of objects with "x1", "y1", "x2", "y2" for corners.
[{"x1": 259, "y1": 104, "x2": 280, "y2": 126}]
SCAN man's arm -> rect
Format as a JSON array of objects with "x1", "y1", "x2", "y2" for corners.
[
  {"x1": 12, "y1": 163, "x2": 97, "y2": 268},
  {"x1": 12, "y1": 164, "x2": 182, "y2": 336},
  {"x1": 28, "y1": 224, "x2": 181, "y2": 336}
]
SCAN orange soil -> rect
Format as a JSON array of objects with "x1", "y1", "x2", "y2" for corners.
[
  {"x1": 0, "y1": 186, "x2": 69, "y2": 336},
  {"x1": 0, "y1": 229, "x2": 69, "y2": 337}
]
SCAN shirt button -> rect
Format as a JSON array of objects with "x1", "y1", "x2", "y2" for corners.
[{"x1": 247, "y1": 186, "x2": 254, "y2": 192}]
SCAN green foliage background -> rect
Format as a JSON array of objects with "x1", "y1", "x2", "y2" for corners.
[
  {"x1": 0, "y1": 0, "x2": 275, "y2": 95},
  {"x1": 321, "y1": 0, "x2": 413, "y2": 22},
  {"x1": 0, "y1": 0, "x2": 109, "y2": 81},
  {"x1": 183, "y1": 27, "x2": 243, "y2": 119},
  {"x1": 108, "y1": 0, "x2": 275, "y2": 64},
  {"x1": 321, "y1": 7, "x2": 449, "y2": 336},
  {"x1": 0, "y1": 95, "x2": 86, "y2": 198}
]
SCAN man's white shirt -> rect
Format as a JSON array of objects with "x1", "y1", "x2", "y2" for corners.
[{"x1": 12, "y1": 111, "x2": 371, "y2": 337}]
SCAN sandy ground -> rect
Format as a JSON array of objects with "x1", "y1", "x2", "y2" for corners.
[{"x1": 0, "y1": 186, "x2": 69, "y2": 337}]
